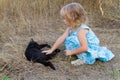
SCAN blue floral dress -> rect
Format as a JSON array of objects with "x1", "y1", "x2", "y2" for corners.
[{"x1": 64, "y1": 24, "x2": 115, "y2": 64}]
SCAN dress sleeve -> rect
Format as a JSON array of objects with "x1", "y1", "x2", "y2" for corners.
[
  {"x1": 76, "y1": 24, "x2": 90, "y2": 33},
  {"x1": 80, "y1": 24, "x2": 90, "y2": 30}
]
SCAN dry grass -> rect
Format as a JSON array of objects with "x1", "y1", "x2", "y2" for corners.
[{"x1": 0, "y1": 0, "x2": 120, "y2": 80}]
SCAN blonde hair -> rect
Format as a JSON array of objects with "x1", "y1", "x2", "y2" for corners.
[{"x1": 60, "y1": 2, "x2": 88, "y2": 25}]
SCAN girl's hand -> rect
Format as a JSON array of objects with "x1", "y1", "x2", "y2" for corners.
[
  {"x1": 64, "y1": 50, "x2": 73, "y2": 56},
  {"x1": 42, "y1": 49, "x2": 53, "y2": 55}
]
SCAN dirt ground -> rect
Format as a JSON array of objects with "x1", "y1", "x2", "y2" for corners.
[{"x1": 0, "y1": 18, "x2": 120, "y2": 80}]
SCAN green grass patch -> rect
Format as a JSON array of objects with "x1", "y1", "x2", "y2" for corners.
[
  {"x1": 114, "y1": 68, "x2": 120, "y2": 78},
  {"x1": 2, "y1": 76, "x2": 9, "y2": 80}
]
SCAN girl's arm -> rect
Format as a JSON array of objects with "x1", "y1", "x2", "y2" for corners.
[
  {"x1": 43, "y1": 28, "x2": 69, "y2": 55},
  {"x1": 65, "y1": 29, "x2": 88, "y2": 56}
]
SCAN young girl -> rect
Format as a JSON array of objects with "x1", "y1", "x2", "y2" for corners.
[{"x1": 43, "y1": 2, "x2": 115, "y2": 65}]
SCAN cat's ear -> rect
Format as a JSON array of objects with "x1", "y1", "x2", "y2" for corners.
[{"x1": 30, "y1": 38, "x2": 34, "y2": 42}]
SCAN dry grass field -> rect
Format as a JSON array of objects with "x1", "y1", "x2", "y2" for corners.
[{"x1": 0, "y1": 0, "x2": 120, "y2": 80}]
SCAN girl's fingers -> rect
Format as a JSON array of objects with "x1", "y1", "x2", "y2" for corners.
[
  {"x1": 64, "y1": 50, "x2": 66, "y2": 52},
  {"x1": 42, "y1": 50, "x2": 52, "y2": 55},
  {"x1": 64, "y1": 51, "x2": 67, "y2": 55},
  {"x1": 42, "y1": 51, "x2": 47, "y2": 52},
  {"x1": 42, "y1": 50, "x2": 48, "y2": 53}
]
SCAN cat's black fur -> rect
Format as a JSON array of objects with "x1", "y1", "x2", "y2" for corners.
[{"x1": 25, "y1": 39, "x2": 60, "y2": 70}]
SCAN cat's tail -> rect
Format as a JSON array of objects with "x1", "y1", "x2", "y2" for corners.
[{"x1": 37, "y1": 60, "x2": 56, "y2": 70}]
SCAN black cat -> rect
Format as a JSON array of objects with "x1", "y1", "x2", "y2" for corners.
[{"x1": 25, "y1": 39, "x2": 60, "y2": 70}]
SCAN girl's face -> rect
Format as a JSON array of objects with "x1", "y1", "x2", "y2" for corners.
[{"x1": 63, "y1": 16, "x2": 72, "y2": 26}]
